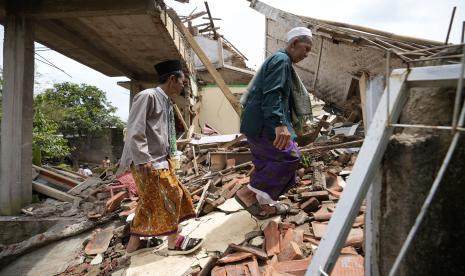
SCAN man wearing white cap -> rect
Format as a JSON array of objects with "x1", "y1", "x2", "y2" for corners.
[{"x1": 236, "y1": 27, "x2": 313, "y2": 219}]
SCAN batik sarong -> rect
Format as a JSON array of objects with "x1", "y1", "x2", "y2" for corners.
[
  {"x1": 247, "y1": 135, "x2": 300, "y2": 201},
  {"x1": 130, "y1": 160, "x2": 195, "y2": 237}
]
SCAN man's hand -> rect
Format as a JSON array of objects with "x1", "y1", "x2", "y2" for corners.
[
  {"x1": 137, "y1": 162, "x2": 152, "y2": 177},
  {"x1": 273, "y1": 125, "x2": 291, "y2": 150}
]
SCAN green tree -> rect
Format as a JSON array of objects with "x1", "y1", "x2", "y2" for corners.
[
  {"x1": 35, "y1": 82, "x2": 124, "y2": 137},
  {"x1": 32, "y1": 108, "x2": 71, "y2": 162},
  {"x1": 35, "y1": 82, "x2": 125, "y2": 165}
]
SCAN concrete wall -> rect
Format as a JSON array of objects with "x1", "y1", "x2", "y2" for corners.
[
  {"x1": 199, "y1": 85, "x2": 244, "y2": 134},
  {"x1": 379, "y1": 86, "x2": 465, "y2": 275},
  {"x1": 68, "y1": 128, "x2": 124, "y2": 165},
  {"x1": 194, "y1": 36, "x2": 233, "y2": 68}
]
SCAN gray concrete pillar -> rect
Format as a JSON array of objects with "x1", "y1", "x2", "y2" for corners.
[{"x1": 0, "y1": 14, "x2": 35, "y2": 215}]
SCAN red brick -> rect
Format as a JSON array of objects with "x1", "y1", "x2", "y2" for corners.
[
  {"x1": 300, "y1": 191, "x2": 329, "y2": 201},
  {"x1": 264, "y1": 221, "x2": 280, "y2": 256},
  {"x1": 236, "y1": 176, "x2": 250, "y2": 186},
  {"x1": 281, "y1": 229, "x2": 300, "y2": 248},
  {"x1": 244, "y1": 257, "x2": 260, "y2": 276},
  {"x1": 271, "y1": 258, "x2": 311, "y2": 276},
  {"x1": 331, "y1": 254, "x2": 364, "y2": 276},
  {"x1": 352, "y1": 214, "x2": 365, "y2": 228},
  {"x1": 341, "y1": 246, "x2": 358, "y2": 255},
  {"x1": 105, "y1": 191, "x2": 128, "y2": 213},
  {"x1": 277, "y1": 241, "x2": 303, "y2": 262},
  {"x1": 279, "y1": 222, "x2": 295, "y2": 233},
  {"x1": 326, "y1": 188, "x2": 342, "y2": 199},
  {"x1": 223, "y1": 182, "x2": 243, "y2": 199},
  {"x1": 313, "y1": 212, "x2": 332, "y2": 221},
  {"x1": 218, "y1": 252, "x2": 253, "y2": 264},
  {"x1": 300, "y1": 197, "x2": 320, "y2": 213},
  {"x1": 221, "y1": 179, "x2": 239, "y2": 191},
  {"x1": 84, "y1": 227, "x2": 114, "y2": 255},
  {"x1": 223, "y1": 244, "x2": 268, "y2": 261},
  {"x1": 225, "y1": 159, "x2": 236, "y2": 169},
  {"x1": 211, "y1": 266, "x2": 227, "y2": 276}
]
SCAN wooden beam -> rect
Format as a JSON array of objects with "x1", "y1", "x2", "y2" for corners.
[
  {"x1": 195, "y1": 179, "x2": 212, "y2": 216},
  {"x1": 204, "y1": 1, "x2": 218, "y2": 39},
  {"x1": 312, "y1": 37, "x2": 324, "y2": 92},
  {"x1": 359, "y1": 73, "x2": 368, "y2": 131},
  {"x1": 0, "y1": 14, "x2": 34, "y2": 215},
  {"x1": 32, "y1": 181, "x2": 77, "y2": 203},
  {"x1": 167, "y1": 9, "x2": 241, "y2": 115},
  {"x1": 173, "y1": 103, "x2": 189, "y2": 131},
  {"x1": 33, "y1": 165, "x2": 81, "y2": 187},
  {"x1": 8, "y1": 0, "x2": 157, "y2": 19}
]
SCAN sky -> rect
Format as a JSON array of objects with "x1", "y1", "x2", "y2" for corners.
[{"x1": 1, "y1": 0, "x2": 465, "y2": 122}]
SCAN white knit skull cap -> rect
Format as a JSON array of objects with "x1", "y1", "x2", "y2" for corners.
[{"x1": 286, "y1": 27, "x2": 313, "y2": 42}]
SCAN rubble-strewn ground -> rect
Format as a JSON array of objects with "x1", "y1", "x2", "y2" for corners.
[{"x1": 0, "y1": 103, "x2": 365, "y2": 275}]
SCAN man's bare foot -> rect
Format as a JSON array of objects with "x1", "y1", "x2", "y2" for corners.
[
  {"x1": 236, "y1": 186, "x2": 257, "y2": 207},
  {"x1": 126, "y1": 235, "x2": 141, "y2": 253}
]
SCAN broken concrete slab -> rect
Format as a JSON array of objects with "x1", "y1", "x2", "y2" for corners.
[
  {"x1": 126, "y1": 252, "x2": 197, "y2": 276},
  {"x1": 90, "y1": 253, "x2": 103, "y2": 265},
  {"x1": 178, "y1": 210, "x2": 271, "y2": 253},
  {"x1": 0, "y1": 230, "x2": 92, "y2": 276},
  {"x1": 216, "y1": 197, "x2": 243, "y2": 213}
]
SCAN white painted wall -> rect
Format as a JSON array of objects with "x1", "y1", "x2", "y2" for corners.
[{"x1": 199, "y1": 86, "x2": 245, "y2": 134}]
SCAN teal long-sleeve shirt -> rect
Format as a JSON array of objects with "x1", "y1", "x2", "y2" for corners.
[{"x1": 240, "y1": 49, "x2": 296, "y2": 141}]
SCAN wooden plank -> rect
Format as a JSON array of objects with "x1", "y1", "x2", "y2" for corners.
[
  {"x1": 192, "y1": 146, "x2": 200, "y2": 176},
  {"x1": 312, "y1": 37, "x2": 324, "y2": 91},
  {"x1": 307, "y1": 114, "x2": 328, "y2": 143},
  {"x1": 195, "y1": 179, "x2": 212, "y2": 216},
  {"x1": 33, "y1": 165, "x2": 81, "y2": 187},
  {"x1": 173, "y1": 103, "x2": 189, "y2": 131},
  {"x1": 300, "y1": 139, "x2": 364, "y2": 153},
  {"x1": 11, "y1": 0, "x2": 156, "y2": 19},
  {"x1": 359, "y1": 72, "x2": 369, "y2": 131},
  {"x1": 167, "y1": 8, "x2": 241, "y2": 115},
  {"x1": 307, "y1": 67, "x2": 409, "y2": 275},
  {"x1": 32, "y1": 181, "x2": 78, "y2": 203},
  {"x1": 221, "y1": 134, "x2": 245, "y2": 149}
]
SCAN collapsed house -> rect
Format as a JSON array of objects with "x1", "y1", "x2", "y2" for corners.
[
  {"x1": 247, "y1": 1, "x2": 465, "y2": 275},
  {"x1": 249, "y1": 0, "x2": 449, "y2": 122}
]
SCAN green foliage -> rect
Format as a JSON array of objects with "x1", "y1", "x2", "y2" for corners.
[
  {"x1": 301, "y1": 154, "x2": 313, "y2": 169},
  {"x1": 55, "y1": 163, "x2": 74, "y2": 172},
  {"x1": 35, "y1": 82, "x2": 124, "y2": 138},
  {"x1": 1, "y1": 79, "x2": 125, "y2": 163},
  {"x1": 32, "y1": 108, "x2": 71, "y2": 160}
]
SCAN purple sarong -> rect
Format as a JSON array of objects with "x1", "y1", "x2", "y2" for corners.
[{"x1": 247, "y1": 135, "x2": 300, "y2": 201}]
